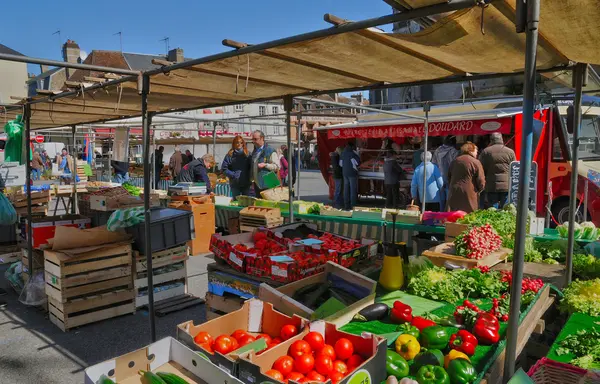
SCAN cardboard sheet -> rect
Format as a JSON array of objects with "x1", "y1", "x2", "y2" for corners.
[{"x1": 51, "y1": 225, "x2": 131, "y2": 251}]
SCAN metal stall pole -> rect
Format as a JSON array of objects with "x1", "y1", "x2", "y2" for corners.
[
  {"x1": 566, "y1": 63, "x2": 588, "y2": 285},
  {"x1": 71, "y1": 125, "x2": 78, "y2": 214},
  {"x1": 213, "y1": 122, "x2": 217, "y2": 173},
  {"x1": 140, "y1": 74, "x2": 157, "y2": 342},
  {"x1": 503, "y1": 0, "x2": 540, "y2": 380},
  {"x1": 297, "y1": 113, "x2": 302, "y2": 200},
  {"x1": 284, "y1": 96, "x2": 294, "y2": 221},
  {"x1": 24, "y1": 104, "x2": 34, "y2": 277},
  {"x1": 421, "y1": 103, "x2": 430, "y2": 213}
]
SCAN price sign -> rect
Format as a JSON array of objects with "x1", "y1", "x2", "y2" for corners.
[{"x1": 508, "y1": 161, "x2": 538, "y2": 211}]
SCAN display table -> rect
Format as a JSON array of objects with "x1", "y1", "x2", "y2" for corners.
[{"x1": 532, "y1": 227, "x2": 597, "y2": 243}]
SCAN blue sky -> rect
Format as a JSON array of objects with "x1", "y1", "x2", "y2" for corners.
[{"x1": 2, "y1": 0, "x2": 393, "y2": 75}]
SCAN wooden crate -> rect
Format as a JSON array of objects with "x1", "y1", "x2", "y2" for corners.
[
  {"x1": 239, "y1": 217, "x2": 284, "y2": 232},
  {"x1": 422, "y1": 242, "x2": 510, "y2": 269},
  {"x1": 239, "y1": 206, "x2": 281, "y2": 220},
  {"x1": 0, "y1": 245, "x2": 21, "y2": 265},
  {"x1": 444, "y1": 222, "x2": 469, "y2": 241},
  {"x1": 21, "y1": 248, "x2": 44, "y2": 271}
]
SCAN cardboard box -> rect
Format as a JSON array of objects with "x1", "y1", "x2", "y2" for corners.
[
  {"x1": 237, "y1": 320, "x2": 386, "y2": 384},
  {"x1": 177, "y1": 299, "x2": 307, "y2": 376},
  {"x1": 259, "y1": 261, "x2": 376, "y2": 325},
  {"x1": 444, "y1": 222, "x2": 469, "y2": 242},
  {"x1": 27, "y1": 215, "x2": 91, "y2": 249},
  {"x1": 84, "y1": 337, "x2": 243, "y2": 384}
]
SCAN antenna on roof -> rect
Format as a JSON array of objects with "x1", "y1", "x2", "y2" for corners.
[
  {"x1": 113, "y1": 31, "x2": 123, "y2": 52},
  {"x1": 159, "y1": 37, "x2": 170, "y2": 54},
  {"x1": 52, "y1": 29, "x2": 61, "y2": 55}
]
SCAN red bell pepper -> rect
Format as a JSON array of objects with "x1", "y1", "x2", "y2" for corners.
[
  {"x1": 472, "y1": 312, "x2": 500, "y2": 345},
  {"x1": 390, "y1": 301, "x2": 413, "y2": 323},
  {"x1": 411, "y1": 316, "x2": 436, "y2": 331},
  {"x1": 449, "y1": 330, "x2": 478, "y2": 356}
]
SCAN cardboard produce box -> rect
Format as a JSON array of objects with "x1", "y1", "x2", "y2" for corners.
[
  {"x1": 27, "y1": 215, "x2": 91, "y2": 249},
  {"x1": 84, "y1": 337, "x2": 243, "y2": 384},
  {"x1": 259, "y1": 261, "x2": 376, "y2": 325},
  {"x1": 237, "y1": 320, "x2": 386, "y2": 384},
  {"x1": 177, "y1": 299, "x2": 307, "y2": 376},
  {"x1": 209, "y1": 231, "x2": 286, "y2": 274}
]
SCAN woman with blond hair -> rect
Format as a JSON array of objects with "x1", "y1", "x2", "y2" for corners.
[
  {"x1": 221, "y1": 135, "x2": 252, "y2": 198},
  {"x1": 447, "y1": 141, "x2": 486, "y2": 213}
]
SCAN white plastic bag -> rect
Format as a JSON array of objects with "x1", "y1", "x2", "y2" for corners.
[{"x1": 18, "y1": 271, "x2": 47, "y2": 307}]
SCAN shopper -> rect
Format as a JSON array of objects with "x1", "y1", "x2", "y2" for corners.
[
  {"x1": 250, "y1": 130, "x2": 279, "y2": 196},
  {"x1": 111, "y1": 160, "x2": 130, "y2": 184},
  {"x1": 169, "y1": 145, "x2": 184, "y2": 179},
  {"x1": 383, "y1": 150, "x2": 403, "y2": 208},
  {"x1": 221, "y1": 135, "x2": 252, "y2": 198},
  {"x1": 178, "y1": 154, "x2": 216, "y2": 193},
  {"x1": 182, "y1": 149, "x2": 194, "y2": 166},
  {"x1": 412, "y1": 142, "x2": 424, "y2": 170},
  {"x1": 342, "y1": 140, "x2": 360, "y2": 210},
  {"x1": 153, "y1": 146, "x2": 164, "y2": 189},
  {"x1": 447, "y1": 142, "x2": 486, "y2": 213},
  {"x1": 280, "y1": 146, "x2": 290, "y2": 186},
  {"x1": 40, "y1": 149, "x2": 50, "y2": 170},
  {"x1": 31, "y1": 149, "x2": 44, "y2": 181},
  {"x1": 432, "y1": 135, "x2": 459, "y2": 209},
  {"x1": 411, "y1": 151, "x2": 444, "y2": 211},
  {"x1": 479, "y1": 133, "x2": 516, "y2": 209},
  {"x1": 57, "y1": 148, "x2": 74, "y2": 184},
  {"x1": 330, "y1": 147, "x2": 344, "y2": 208}
]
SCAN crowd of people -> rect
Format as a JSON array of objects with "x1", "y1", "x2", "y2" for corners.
[{"x1": 329, "y1": 133, "x2": 516, "y2": 214}]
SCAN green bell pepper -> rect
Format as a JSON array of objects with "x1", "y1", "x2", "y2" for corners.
[
  {"x1": 420, "y1": 325, "x2": 450, "y2": 350},
  {"x1": 413, "y1": 349, "x2": 444, "y2": 371},
  {"x1": 386, "y1": 350, "x2": 410, "y2": 378},
  {"x1": 396, "y1": 323, "x2": 420, "y2": 339},
  {"x1": 447, "y1": 358, "x2": 477, "y2": 384},
  {"x1": 416, "y1": 365, "x2": 450, "y2": 384}
]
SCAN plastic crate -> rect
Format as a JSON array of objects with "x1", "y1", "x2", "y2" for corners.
[
  {"x1": 527, "y1": 358, "x2": 599, "y2": 384},
  {"x1": 412, "y1": 233, "x2": 444, "y2": 256},
  {"x1": 0, "y1": 224, "x2": 17, "y2": 245},
  {"x1": 126, "y1": 208, "x2": 192, "y2": 254}
]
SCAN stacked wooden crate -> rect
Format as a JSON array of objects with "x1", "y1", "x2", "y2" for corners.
[
  {"x1": 77, "y1": 164, "x2": 88, "y2": 183},
  {"x1": 44, "y1": 244, "x2": 135, "y2": 331},
  {"x1": 134, "y1": 245, "x2": 189, "y2": 307},
  {"x1": 10, "y1": 190, "x2": 51, "y2": 216},
  {"x1": 239, "y1": 206, "x2": 283, "y2": 232}
]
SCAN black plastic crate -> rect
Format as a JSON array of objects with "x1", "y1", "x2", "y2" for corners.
[
  {"x1": 0, "y1": 224, "x2": 17, "y2": 245},
  {"x1": 126, "y1": 208, "x2": 192, "y2": 254}
]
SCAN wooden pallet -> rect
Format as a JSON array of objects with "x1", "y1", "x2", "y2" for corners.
[
  {"x1": 145, "y1": 293, "x2": 204, "y2": 317},
  {"x1": 205, "y1": 292, "x2": 245, "y2": 314}
]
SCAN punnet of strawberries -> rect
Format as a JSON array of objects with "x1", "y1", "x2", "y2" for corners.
[
  {"x1": 232, "y1": 231, "x2": 287, "y2": 256},
  {"x1": 454, "y1": 223, "x2": 503, "y2": 260}
]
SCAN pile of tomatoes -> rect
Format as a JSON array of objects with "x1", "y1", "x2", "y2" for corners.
[
  {"x1": 265, "y1": 332, "x2": 363, "y2": 384},
  {"x1": 304, "y1": 233, "x2": 360, "y2": 254},
  {"x1": 232, "y1": 231, "x2": 287, "y2": 257},
  {"x1": 193, "y1": 324, "x2": 299, "y2": 355}
]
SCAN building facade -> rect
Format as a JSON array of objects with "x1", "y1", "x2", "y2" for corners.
[{"x1": 0, "y1": 44, "x2": 27, "y2": 104}]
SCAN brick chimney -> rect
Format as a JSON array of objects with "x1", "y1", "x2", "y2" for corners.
[
  {"x1": 167, "y1": 48, "x2": 184, "y2": 63},
  {"x1": 62, "y1": 40, "x2": 81, "y2": 64}
]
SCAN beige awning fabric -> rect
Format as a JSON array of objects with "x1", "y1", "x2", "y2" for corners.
[{"x1": 2, "y1": 0, "x2": 599, "y2": 130}]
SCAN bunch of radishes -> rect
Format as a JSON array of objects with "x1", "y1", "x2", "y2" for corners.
[
  {"x1": 501, "y1": 271, "x2": 544, "y2": 294},
  {"x1": 455, "y1": 224, "x2": 502, "y2": 260}
]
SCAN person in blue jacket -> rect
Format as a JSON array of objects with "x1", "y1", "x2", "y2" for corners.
[
  {"x1": 221, "y1": 135, "x2": 252, "y2": 198},
  {"x1": 341, "y1": 140, "x2": 361, "y2": 210},
  {"x1": 411, "y1": 151, "x2": 444, "y2": 211}
]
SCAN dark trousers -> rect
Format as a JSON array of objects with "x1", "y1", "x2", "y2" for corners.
[
  {"x1": 343, "y1": 176, "x2": 358, "y2": 210},
  {"x1": 253, "y1": 183, "x2": 265, "y2": 198},
  {"x1": 385, "y1": 183, "x2": 399, "y2": 208},
  {"x1": 231, "y1": 185, "x2": 250, "y2": 198},
  {"x1": 482, "y1": 192, "x2": 508, "y2": 209},
  {"x1": 425, "y1": 202, "x2": 441, "y2": 212},
  {"x1": 333, "y1": 178, "x2": 343, "y2": 208},
  {"x1": 154, "y1": 170, "x2": 161, "y2": 189}
]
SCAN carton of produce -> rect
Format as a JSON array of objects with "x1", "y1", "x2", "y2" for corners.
[
  {"x1": 177, "y1": 299, "x2": 308, "y2": 376},
  {"x1": 209, "y1": 231, "x2": 287, "y2": 273},
  {"x1": 265, "y1": 251, "x2": 334, "y2": 284},
  {"x1": 237, "y1": 320, "x2": 386, "y2": 384},
  {"x1": 84, "y1": 336, "x2": 243, "y2": 384},
  {"x1": 259, "y1": 262, "x2": 377, "y2": 325}
]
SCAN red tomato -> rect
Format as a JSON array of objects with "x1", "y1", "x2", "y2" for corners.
[
  {"x1": 213, "y1": 335, "x2": 234, "y2": 355},
  {"x1": 314, "y1": 355, "x2": 333, "y2": 376},
  {"x1": 332, "y1": 360, "x2": 348, "y2": 375},
  {"x1": 306, "y1": 371, "x2": 326, "y2": 382},
  {"x1": 193, "y1": 331, "x2": 213, "y2": 346},
  {"x1": 238, "y1": 334, "x2": 256, "y2": 347},
  {"x1": 280, "y1": 324, "x2": 299, "y2": 341},
  {"x1": 334, "y1": 338, "x2": 354, "y2": 361},
  {"x1": 303, "y1": 332, "x2": 325, "y2": 352},
  {"x1": 286, "y1": 372, "x2": 304, "y2": 383},
  {"x1": 272, "y1": 356, "x2": 295, "y2": 377},
  {"x1": 345, "y1": 354, "x2": 364, "y2": 371},
  {"x1": 317, "y1": 345, "x2": 336, "y2": 361},
  {"x1": 231, "y1": 329, "x2": 248, "y2": 341},
  {"x1": 329, "y1": 371, "x2": 345, "y2": 384},
  {"x1": 265, "y1": 369, "x2": 284, "y2": 381},
  {"x1": 294, "y1": 354, "x2": 315, "y2": 374},
  {"x1": 199, "y1": 343, "x2": 213, "y2": 354},
  {"x1": 289, "y1": 340, "x2": 312, "y2": 358},
  {"x1": 256, "y1": 333, "x2": 273, "y2": 344},
  {"x1": 231, "y1": 337, "x2": 239, "y2": 351}
]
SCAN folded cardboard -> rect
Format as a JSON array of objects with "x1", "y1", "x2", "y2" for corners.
[
  {"x1": 84, "y1": 337, "x2": 243, "y2": 384},
  {"x1": 259, "y1": 261, "x2": 377, "y2": 326},
  {"x1": 237, "y1": 320, "x2": 387, "y2": 384},
  {"x1": 27, "y1": 215, "x2": 91, "y2": 249},
  {"x1": 177, "y1": 299, "x2": 307, "y2": 376}
]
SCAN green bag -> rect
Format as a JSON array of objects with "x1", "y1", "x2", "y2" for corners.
[{"x1": 107, "y1": 207, "x2": 145, "y2": 231}]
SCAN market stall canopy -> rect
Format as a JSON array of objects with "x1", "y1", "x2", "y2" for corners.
[{"x1": 2, "y1": 0, "x2": 600, "y2": 130}]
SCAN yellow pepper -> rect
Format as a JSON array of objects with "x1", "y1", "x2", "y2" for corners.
[
  {"x1": 394, "y1": 334, "x2": 420, "y2": 361},
  {"x1": 444, "y1": 349, "x2": 471, "y2": 368}
]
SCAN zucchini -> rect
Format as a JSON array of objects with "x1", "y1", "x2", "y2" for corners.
[
  {"x1": 95, "y1": 374, "x2": 114, "y2": 384},
  {"x1": 303, "y1": 281, "x2": 331, "y2": 309},
  {"x1": 139, "y1": 370, "x2": 167, "y2": 384},
  {"x1": 352, "y1": 303, "x2": 389, "y2": 322},
  {"x1": 292, "y1": 282, "x2": 322, "y2": 301},
  {"x1": 156, "y1": 372, "x2": 190, "y2": 384}
]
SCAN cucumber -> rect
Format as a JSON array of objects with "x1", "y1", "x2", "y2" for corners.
[
  {"x1": 95, "y1": 374, "x2": 114, "y2": 384},
  {"x1": 139, "y1": 370, "x2": 167, "y2": 384},
  {"x1": 156, "y1": 372, "x2": 190, "y2": 384}
]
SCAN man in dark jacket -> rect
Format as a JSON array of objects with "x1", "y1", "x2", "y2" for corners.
[
  {"x1": 479, "y1": 133, "x2": 516, "y2": 208},
  {"x1": 153, "y1": 146, "x2": 164, "y2": 189},
  {"x1": 177, "y1": 154, "x2": 215, "y2": 193},
  {"x1": 330, "y1": 147, "x2": 343, "y2": 208},
  {"x1": 383, "y1": 150, "x2": 403, "y2": 208},
  {"x1": 250, "y1": 130, "x2": 279, "y2": 195},
  {"x1": 341, "y1": 140, "x2": 361, "y2": 210}
]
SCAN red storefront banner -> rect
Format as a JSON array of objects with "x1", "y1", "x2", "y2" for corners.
[{"x1": 326, "y1": 117, "x2": 513, "y2": 139}]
